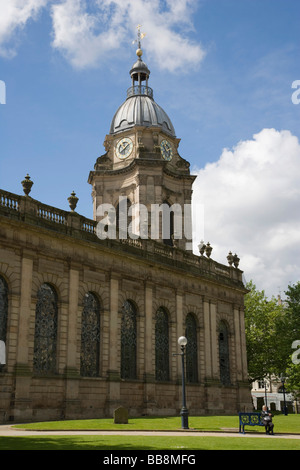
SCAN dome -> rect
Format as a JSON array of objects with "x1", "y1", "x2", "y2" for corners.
[
  {"x1": 110, "y1": 94, "x2": 176, "y2": 137},
  {"x1": 109, "y1": 47, "x2": 176, "y2": 137}
]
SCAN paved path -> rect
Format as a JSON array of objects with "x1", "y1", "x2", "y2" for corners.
[{"x1": 0, "y1": 425, "x2": 300, "y2": 439}]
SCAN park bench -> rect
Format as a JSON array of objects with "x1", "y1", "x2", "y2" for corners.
[{"x1": 239, "y1": 412, "x2": 264, "y2": 433}]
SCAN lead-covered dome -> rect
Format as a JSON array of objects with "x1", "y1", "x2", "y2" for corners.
[
  {"x1": 109, "y1": 50, "x2": 176, "y2": 137},
  {"x1": 110, "y1": 94, "x2": 176, "y2": 137}
]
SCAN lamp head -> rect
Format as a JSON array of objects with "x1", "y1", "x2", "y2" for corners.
[{"x1": 178, "y1": 336, "x2": 187, "y2": 347}]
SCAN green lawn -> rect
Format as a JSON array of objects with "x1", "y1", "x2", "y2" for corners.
[
  {"x1": 13, "y1": 413, "x2": 300, "y2": 434},
  {"x1": 1, "y1": 434, "x2": 300, "y2": 451},
  {"x1": 1, "y1": 414, "x2": 299, "y2": 451}
]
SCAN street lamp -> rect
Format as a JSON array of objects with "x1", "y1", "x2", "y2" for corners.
[
  {"x1": 264, "y1": 380, "x2": 268, "y2": 410},
  {"x1": 280, "y1": 375, "x2": 288, "y2": 416},
  {"x1": 174, "y1": 336, "x2": 189, "y2": 429}
]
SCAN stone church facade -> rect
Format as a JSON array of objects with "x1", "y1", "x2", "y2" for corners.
[{"x1": 0, "y1": 41, "x2": 252, "y2": 423}]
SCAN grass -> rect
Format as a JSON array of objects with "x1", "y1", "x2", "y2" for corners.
[
  {"x1": 13, "y1": 413, "x2": 300, "y2": 433},
  {"x1": 1, "y1": 414, "x2": 299, "y2": 451},
  {"x1": 1, "y1": 435, "x2": 300, "y2": 451}
]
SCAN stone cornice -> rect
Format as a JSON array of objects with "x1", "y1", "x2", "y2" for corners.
[{"x1": 89, "y1": 157, "x2": 196, "y2": 183}]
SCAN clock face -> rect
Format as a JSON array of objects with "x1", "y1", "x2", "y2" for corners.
[
  {"x1": 160, "y1": 139, "x2": 173, "y2": 161},
  {"x1": 115, "y1": 137, "x2": 133, "y2": 159}
]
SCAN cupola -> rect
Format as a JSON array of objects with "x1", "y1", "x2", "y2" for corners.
[{"x1": 109, "y1": 28, "x2": 175, "y2": 137}]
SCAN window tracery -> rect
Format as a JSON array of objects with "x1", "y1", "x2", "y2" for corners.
[
  {"x1": 80, "y1": 292, "x2": 100, "y2": 377},
  {"x1": 185, "y1": 313, "x2": 198, "y2": 383},
  {"x1": 219, "y1": 321, "x2": 230, "y2": 385},
  {"x1": 0, "y1": 276, "x2": 8, "y2": 344},
  {"x1": 121, "y1": 300, "x2": 137, "y2": 379},
  {"x1": 0, "y1": 276, "x2": 8, "y2": 370},
  {"x1": 33, "y1": 283, "x2": 58, "y2": 375}
]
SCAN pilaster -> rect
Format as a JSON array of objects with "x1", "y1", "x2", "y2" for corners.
[
  {"x1": 239, "y1": 307, "x2": 249, "y2": 382},
  {"x1": 64, "y1": 266, "x2": 80, "y2": 418},
  {"x1": 13, "y1": 254, "x2": 34, "y2": 421},
  {"x1": 175, "y1": 291, "x2": 184, "y2": 381},
  {"x1": 233, "y1": 305, "x2": 243, "y2": 381},
  {"x1": 203, "y1": 298, "x2": 218, "y2": 381},
  {"x1": 143, "y1": 282, "x2": 156, "y2": 411},
  {"x1": 107, "y1": 274, "x2": 121, "y2": 414}
]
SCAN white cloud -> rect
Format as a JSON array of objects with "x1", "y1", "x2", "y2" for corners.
[
  {"x1": 0, "y1": 0, "x2": 48, "y2": 57},
  {"x1": 192, "y1": 128, "x2": 300, "y2": 297},
  {"x1": 0, "y1": 0, "x2": 204, "y2": 70},
  {"x1": 50, "y1": 0, "x2": 126, "y2": 68},
  {"x1": 50, "y1": 0, "x2": 205, "y2": 71}
]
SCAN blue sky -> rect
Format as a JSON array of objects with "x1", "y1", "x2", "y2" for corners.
[{"x1": 0, "y1": 0, "x2": 300, "y2": 297}]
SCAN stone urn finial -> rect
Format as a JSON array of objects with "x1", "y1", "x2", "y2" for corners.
[
  {"x1": 198, "y1": 240, "x2": 206, "y2": 256},
  {"x1": 205, "y1": 242, "x2": 213, "y2": 258},
  {"x1": 68, "y1": 191, "x2": 79, "y2": 212},
  {"x1": 21, "y1": 174, "x2": 34, "y2": 196},
  {"x1": 227, "y1": 251, "x2": 234, "y2": 266},
  {"x1": 233, "y1": 253, "x2": 240, "y2": 268}
]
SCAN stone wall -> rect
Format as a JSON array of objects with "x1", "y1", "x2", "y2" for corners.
[{"x1": 0, "y1": 190, "x2": 252, "y2": 422}]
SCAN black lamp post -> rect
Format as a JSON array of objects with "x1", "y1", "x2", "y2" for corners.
[
  {"x1": 280, "y1": 375, "x2": 288, "y2": 416},
  {"x1": 174, "y1": 336, "x2": 189, "y2": 429},
  {"x1": 264, "y1": 380, "x2": 268, "y2": 410}
]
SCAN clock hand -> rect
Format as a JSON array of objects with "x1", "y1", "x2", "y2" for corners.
[
  {"x1": 121, "y1": 143, "x2": 129, "y2": 154},
  {"x1": 119, "y1": 142, "x2": 126, "y2": 153}
]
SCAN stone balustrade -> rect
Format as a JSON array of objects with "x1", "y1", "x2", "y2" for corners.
[{"x1": 0, "y1": 187, "x2": 244, "y2": 288}]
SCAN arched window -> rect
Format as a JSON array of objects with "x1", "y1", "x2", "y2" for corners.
[
  {"x1": 155, "y1": 307, "x2": 169, "y2": 381},
  {"x1": 219, "y1": 321, "x2": 230, "y2": 385},
  {"x1": 121, "y1": 300, "x2": 137, "y2": 379},
  {"x1": 185, "y1": 313, "x2": 198, "y2": 383},
  {"x1": 33, "y1": 283, "x2": 58, "y2": 375},
  {"x1": 0, "y1": 276, "x2": 8, "y2": 369},
  {"x1": 80, "y1": 292, "x2": 100, "y2": 377},
  {"x1": 0, "y1": 276, "x2": 8, "y2": 343}
]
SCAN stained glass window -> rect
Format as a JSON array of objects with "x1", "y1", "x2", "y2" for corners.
[
  {"x1": 121, "y1": 300, "x2": 137, "y2": 379},
  {"x1": 80, "y1": 292, "x2": 100, "y2": 377},
  {"x1": 33, "y1": 283, "x2": 58, "y2": 375},
  {"x1": 219, "y1": 321, "x2": 230, "y2": 385},
  {"x1": 155, "y1": 307, "x2": 169, "y2": 381},
  {"x1": 185, "y1": 313, "x2": 198, "y2": 383}
]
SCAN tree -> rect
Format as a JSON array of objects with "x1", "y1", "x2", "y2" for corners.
[
  {"x1": 283, "y1": 283, "x2": 300, "y2": 400},
  {"x1": 286, "y1": 361, "x2": 300, "y2": 402},
  {"x1": 285, "y1": 282, "x2": 300, "y2": 346},
  {"x1": 244, "y1": 281, "x2": 286, "y2": 382},
  {"x1": 274, "y1": 282, "x2": 300, "y2": 377}
]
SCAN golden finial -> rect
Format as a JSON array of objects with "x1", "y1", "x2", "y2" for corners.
[{"x1": 133, "y1": 24, "x2": 146, "y2": 57}]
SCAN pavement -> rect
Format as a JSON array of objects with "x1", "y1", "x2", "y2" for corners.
[{"x1": 0, "y1": 425, "x2": 300, "y2": 439}]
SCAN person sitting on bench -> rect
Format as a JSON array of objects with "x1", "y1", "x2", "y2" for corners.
[{"x1": 261, "y1": 405, "x2": 274, "y2": 435}]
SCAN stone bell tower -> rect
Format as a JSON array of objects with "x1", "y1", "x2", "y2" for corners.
[{"x1": 88, "y1": 27, "x2": 196, "y2": 251}]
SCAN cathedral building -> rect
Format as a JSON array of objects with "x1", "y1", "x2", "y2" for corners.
[{"x1": 0, "y1": 37, "x2": 252, "y2": 423}]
